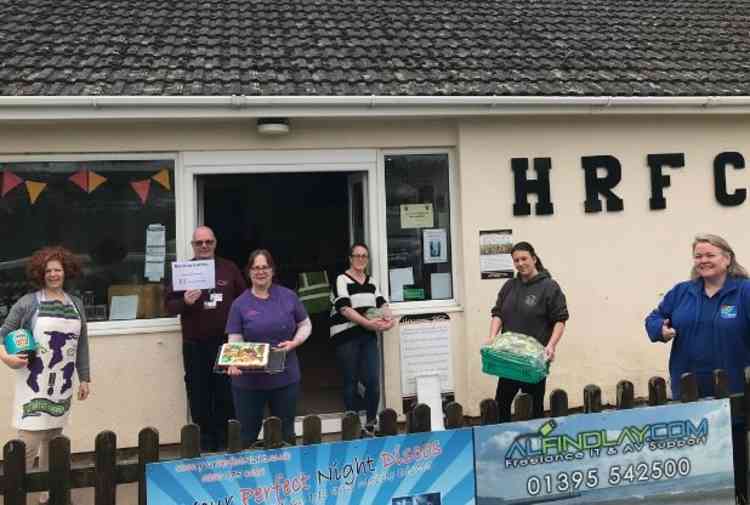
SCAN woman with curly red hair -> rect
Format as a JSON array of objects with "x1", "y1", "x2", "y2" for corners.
[{"x1": 0, "y1": 246, "x2": 90, "y2": 504}]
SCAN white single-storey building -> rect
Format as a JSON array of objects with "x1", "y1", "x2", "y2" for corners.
[{"x1": 1, "y1": 0, "x2": 750, "y2": 451}]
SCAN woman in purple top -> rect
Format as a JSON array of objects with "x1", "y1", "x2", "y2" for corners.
[{"x1": 226, "y1": 249, "x2": 311, "y2": 446}]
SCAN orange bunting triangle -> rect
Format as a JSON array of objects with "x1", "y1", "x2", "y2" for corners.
[
  {"x1": 88, "y1": 171, "x2": 107, "y2": 193},
  {"x1": 2, "y1": 170, "x2": 23, "y2": 197},
  {"x1": 69, "y1": 170, "x2": 88, "y2": 192},
  {"x1": 151, "y1": 169, "x2": 171, "y2": 191},
  {"x1": 25, "y1": 181, "x2": 47, "y2": 204},
  {"x1": 131, "y1": 179, "x2": 151, "y2": 205}
]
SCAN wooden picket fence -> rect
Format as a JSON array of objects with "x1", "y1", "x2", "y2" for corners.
[{"x1": 1, "y1": 369, "x2": 748, "y2": 505}]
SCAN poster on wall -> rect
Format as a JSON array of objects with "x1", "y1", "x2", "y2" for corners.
[
  {"x1": 401, "y1": 203, "x2": 434, "y2": 228},
  {"x1": 474, "y1": 399, "x2": 735, "y2": 504},
  {"x1": 479, "y1": 229, "x2": 513, "y2": 279},
  {"x1": 423, "y1": 228, "x2": 448, "y2": 264},
  {"x1": 147, "y1": 428, "x2": 476, "y2": 505},
  {"x1": 399, "y1": 313, "x2": 453, "y2": 396}
]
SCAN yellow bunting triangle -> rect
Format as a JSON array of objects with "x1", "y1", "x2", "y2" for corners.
[
  {"x1": 151, "y1": 169, "x2": 171, "y2": 191},
  {"x1": 25, "y1": 180, "x2": 47, "y2": 204},
  {"x1": 88, "y1": 171, "x2": 107, "y2": 193}
]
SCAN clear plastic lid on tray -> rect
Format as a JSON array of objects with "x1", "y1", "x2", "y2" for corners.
[{"x1": 214, "y1": 344, "x2": 287, "y2": 375}]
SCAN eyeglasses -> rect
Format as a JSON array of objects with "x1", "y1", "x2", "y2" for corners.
[
  {"x1": 250, "y1": 266, "x2": 272, "y2": 272},
  {"x1": 351, "y1": 254, "x2": 369, "y2": 259},
  {"x1": 192, "y1": 240, "x2": 215, "y2": 246}
]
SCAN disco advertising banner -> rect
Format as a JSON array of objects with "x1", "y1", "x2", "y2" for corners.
[
  {"x1": 474, "y1": 398, "x2": 734, "y2": 504},
  {"x1": 147, "y1": 428, "x2": 476, "y2": 505},
  {"x1": 148, "y1": 399, "x2": 733, "y2": 505}
]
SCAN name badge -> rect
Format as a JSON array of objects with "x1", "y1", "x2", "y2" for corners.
[
  {"x1": 203, "y1": 300, "x2": 217, "y2": 310},
  {"x1": 720, "y1": 305, "x2": 737, "y2": 319},
  {"x1": 211, "y1": 292, "x2": 224, "y2": 303}
]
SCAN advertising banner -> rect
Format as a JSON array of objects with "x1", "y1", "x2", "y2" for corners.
[
  {"x1": 147, "y1": 428, "x2": 475, "y2": 505},
  {"x1": 474, "y1": 399, "x2": 735, "y2": 504}
]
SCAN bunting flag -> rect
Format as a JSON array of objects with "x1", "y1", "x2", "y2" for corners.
[
  {"x1": 130, "y1": 179, "x2": 151, "y2": 205},
  {"x1": 88, "y1": 171, "x2": 107, "y2": 192},
  {"x1": 2, "y1": 170, "x2": 23, "y2": 197},
  {"x1": 69, "y1": 169, "x2": 108, "y2": 193},
  {"x1": 25, "y1": 180, "x2": 47, "y2": 204},
  {"x1": 68, "y1": 170, "x2": 88, "y2": 192},
  {"x1": 151, "y1": 169, "x2": 171, "y2": 191}
]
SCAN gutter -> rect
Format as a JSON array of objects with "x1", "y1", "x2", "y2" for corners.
[{"x1": 0, "y1": 95, "x2": 749, "y2": 120}]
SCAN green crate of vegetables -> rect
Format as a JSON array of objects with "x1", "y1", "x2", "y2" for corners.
[{"x1": 481, "y1": 331, "x2": 549, "y2": 384}]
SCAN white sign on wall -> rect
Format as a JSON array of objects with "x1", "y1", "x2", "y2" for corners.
[{"x1": 399, "y1": 313, "x2": 453, "y2": 396}]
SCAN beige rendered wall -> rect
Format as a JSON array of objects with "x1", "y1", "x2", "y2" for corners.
[
  {"x1": 458, "y1": 114, "x2": 750, "y2": 412},
  {"x1": 0, "y1": 117, "x2": 459, "y2": 451}
]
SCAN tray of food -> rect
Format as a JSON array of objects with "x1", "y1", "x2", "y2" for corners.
[{"x1": 216, "y1": 342, "x2": 270, "y2": 368}]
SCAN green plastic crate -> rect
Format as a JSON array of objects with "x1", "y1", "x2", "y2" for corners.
[{"x1": 481, "y1": 347, "x2": 549, "y2": 384}]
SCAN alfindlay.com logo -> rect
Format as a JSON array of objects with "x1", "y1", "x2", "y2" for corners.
[{"x1": 503, "y1": 417, "x2": 709, "y2": 468}]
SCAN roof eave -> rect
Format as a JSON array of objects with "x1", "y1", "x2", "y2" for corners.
[{"x1": 0, "y1": 95, "x2": 749, "y2": 120}]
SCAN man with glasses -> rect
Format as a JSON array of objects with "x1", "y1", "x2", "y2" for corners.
[{"x1": 165, "y1": 226, "x2": 246, "y2": 452}]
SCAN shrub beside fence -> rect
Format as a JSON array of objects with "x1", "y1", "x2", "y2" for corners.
[{"x1": 1, "y1": 368, "x2": 748, "y2": 505}]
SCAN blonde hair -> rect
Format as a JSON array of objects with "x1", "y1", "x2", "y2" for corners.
[{"x1": 690, "y1": 233, "x2": 749, "y2": 279}]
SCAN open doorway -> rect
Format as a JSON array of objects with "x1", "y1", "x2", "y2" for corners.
[{"x1": 200, "y1": 171, "x2": 370, "y2": 416}]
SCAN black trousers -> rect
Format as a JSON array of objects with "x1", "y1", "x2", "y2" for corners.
[
  {"x1": 182, "y1": 340, "x2": 235, "y2": 451},
  {"x1": 495, "y1": 377, "x2": 547, "y2": 423}
]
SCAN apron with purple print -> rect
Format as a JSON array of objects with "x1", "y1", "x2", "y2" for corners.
[{"x1": 13, "y1": 295, "x2": 81, "y2": 430}]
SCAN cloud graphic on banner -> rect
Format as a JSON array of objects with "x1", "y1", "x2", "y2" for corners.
[
  {"x1": 131, "y1": 179, "x2": 151, "y2": 204},
  {"x1": 2, "y1": 170, "x2": 23, "y2": 197},
  {"x1": 25, "y1": 181, "x2": 47, "y2": 204}
]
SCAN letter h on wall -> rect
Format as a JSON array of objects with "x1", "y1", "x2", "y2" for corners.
[{"x1": 511, "y1": 157, "x2": 554, "y2": 216}]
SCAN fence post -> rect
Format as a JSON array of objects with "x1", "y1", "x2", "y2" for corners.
[
  {"x1": 680, "y1": 372, "x2": 699, "y2": 403},
  {"x1": 444, "y1": 402, "x2": 464, "y2": 429},
  {"x1": 180, "y1": 424, "x2": 201, "y2": 459},
  {"x1": 378, "y1": 409, "x2": 399, "y2": 437},
  {"x1": 227, "y1": 419, "x2": 242, "y2": 453},
  {"x1": 648, "y1": 376, "x2": 667, "y2": 406},
  {"x1": 95, "y1": 431, "x2": 117, "y2": 505},
  {"x1": 302, "y1": 415, "x2": 322, "y2": 446},
  {"x1": 713, "y1": 369, "x2": 729, "y2": 399},
  {"x1": 549, "y1": 389, "x2": 568, "y2": 417},
  {"x1": 409, "y1": 404, "x2": 431, "y2": 433},
  {"x1": 48, "y1": 435, "x2": 71, "y2": 505},
  {"x1": 583, "y1": 385, "x2": 602, "y2": 413},
  {"x1": 341, "y1": 411, "x2": 362, "y2": 441},
  {"x1": 479, "y1": 398, "x2": 499, "y2": 425},
  {"x1": 262, "y1": 417, "x2": 284, "y2": 449},
  {"x1": 514, "y1": 393, "x2": 533, "y2": 421},
  {"x1": 138, "y1": 427, "x2": 159, "y2": 505},
  {"x1": 616, "y1": 380, "x2": 634, "y2": 410},
  {"x1": 3, "y1": 440, "x2": 26, "y2": 505}
]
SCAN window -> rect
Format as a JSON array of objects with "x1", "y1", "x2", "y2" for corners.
[
  {"x1": 384, "y1": 152, "x2": 454, "y2": 303},
  {"x1": 0, "y1": 158, "x2": 176, "y2": 323}
]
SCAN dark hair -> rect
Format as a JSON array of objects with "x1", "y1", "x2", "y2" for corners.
[
  {"x1": 26, "y1": 246, "x2": 82, "y2": 288},
  {"x1": 511, "y1": 241, "x2": 545, "y2": 272},
  {"x1": 245, "y1": 249, "x2": 276, "y2": 278},
  {"x1": 349, "y1": 242, "x2": 369, "y2": 257}
]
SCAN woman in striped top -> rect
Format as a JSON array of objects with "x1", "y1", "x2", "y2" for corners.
[{"x1": 330, "y1": 243, "x2": 394, "y2": 433}]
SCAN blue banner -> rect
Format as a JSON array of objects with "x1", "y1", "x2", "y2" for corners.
[
  {"x1": 147, "y1": 428, "x2": 476, "y2": 505},
  {"x1": 474, "y1": 398, "x2": 735, "y2": 504}
]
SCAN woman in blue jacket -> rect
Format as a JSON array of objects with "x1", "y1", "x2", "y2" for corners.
[{"x1": 645, "y1": 233, "x2": 750, "y2": 400}]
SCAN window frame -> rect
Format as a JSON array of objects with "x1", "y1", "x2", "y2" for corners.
[
  {"x1": 0, "y1": 152, "x2": 182, "y2": 335},
  {"x1": 377, "y1": 148, "x2": 461, "y2": 313}
]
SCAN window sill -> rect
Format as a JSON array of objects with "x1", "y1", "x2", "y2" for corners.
[
  {"x1": 390, "y1": 302, "x2": 463, "y2": 316},
  {"x1": 88, "y1": 317, "x2": 181, "y2": 337}
]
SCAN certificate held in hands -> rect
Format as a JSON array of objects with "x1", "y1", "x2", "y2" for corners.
[{"x1": 171, "y1": 259, "x2": 216, "y2": 291}]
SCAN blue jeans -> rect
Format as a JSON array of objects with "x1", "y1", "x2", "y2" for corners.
[
  {"x1": 336, "y1": 331, "x2": 380, "y2": 424},
  {"x1": 232, "y1": 382, "x2": 299, "y2": 447}
]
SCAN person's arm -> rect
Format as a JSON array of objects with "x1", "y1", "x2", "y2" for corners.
[
  {"x1": 276, "y1": 317, "x2": 312, "y2": 351},
  {"x1": 72, "y1": 296, "x2": 91, "y2": 400},
  {"x1": 544, "y1": 321, "x2": 566, "y2": 361},
  {"x1": 0, "y1": 296, "x2": 31, "y2": 370},
  {"x1": 645, "y1": 284, "x2": 678, "y2": 343},
  {"x1": 487, "y1": 316, "x2": 503, "y2": 345}
]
